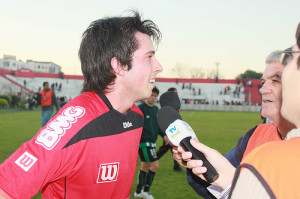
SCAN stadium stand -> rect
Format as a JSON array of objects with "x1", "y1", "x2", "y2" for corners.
[{"x1": 0, "y1": 68, "x2": 261, "y2": 112}]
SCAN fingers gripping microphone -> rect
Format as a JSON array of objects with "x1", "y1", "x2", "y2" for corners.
[
  {"x1": 160, "y1": 91, "x2": 181, "y2": 111},
  {"x1": 157, "y1": 106, "x2": 219, "y2": 183}
]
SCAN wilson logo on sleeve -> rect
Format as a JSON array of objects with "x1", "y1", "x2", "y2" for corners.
[{"x1": 15, "y1": 151, "x2": 38, "y2": 172}]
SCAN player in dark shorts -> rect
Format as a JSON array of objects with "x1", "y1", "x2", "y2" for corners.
[
  {"x1": 0, "y1": 11, "x2": 163, "y2": 199},
  {"x1": 134, "y1": 87, "x2": 166, "y2": 199},
  {"x1": 156, "y1": 87, "x2": 184, "y2": 172}
]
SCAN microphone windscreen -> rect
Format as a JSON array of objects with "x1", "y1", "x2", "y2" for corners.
[
  {"x1": 159, "y1": 91, "x2": 181, "y2": 111},
  {"x1": 157, "y1": 106, "x2": 182, "y2": 132}
]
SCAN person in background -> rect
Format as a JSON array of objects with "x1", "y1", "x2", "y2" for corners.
[
  {"x1": 59, "y1": 97, "x2": 67, "y2": 108},
  {"x1": 39, "y1": 81, "x2": 60, "y2": 126},
  {"x1": 156, "y1": 87, "x2": 185, "y2": 172},
  {"x1": 134, "y1": 87, "x2": 165, "y2": 199}
]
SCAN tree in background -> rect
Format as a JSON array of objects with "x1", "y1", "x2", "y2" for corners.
[
  {"x1": 171, "y1": 63, "x2": 187, "y2": 78},
  {"x1": 190, "y1": 67, "x2": 205, "y2": 78},
  {"x1": 236, "y1": 69, "x2": 263, "y2": 79},
  {"x1": 171, "y1": 64, "x2": 222, "y2": 79}
]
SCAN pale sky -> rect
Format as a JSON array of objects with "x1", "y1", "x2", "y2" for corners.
[{"x1": 1, "y1": 0, "x2": 299, "y2": 79}]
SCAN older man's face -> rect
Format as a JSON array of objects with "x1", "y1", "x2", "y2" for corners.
[
  {"x1": 281, "y1": 45, "x2": 300, "y2": 127},
  {"x1": 260, "y1": 62, "x2": 284, "y2": 123}
]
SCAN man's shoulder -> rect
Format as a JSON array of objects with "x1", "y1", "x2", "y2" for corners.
[
  {"x1": 255, "y1": 123, "x2": 277, "y2": 132},
  {"x1": 131, "y1": 104, "x2": 143, "y2": 116}
]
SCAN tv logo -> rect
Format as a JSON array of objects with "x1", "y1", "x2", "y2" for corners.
[
  {"x1": 15, "y1": 151, "x2": 38, "y2": 172},
  {"x1": 168, "y1": 126, "x2": 176, "y2": 134},
  {"x1": 97, "y1": 162, "x2": 119, "y2": 183}
]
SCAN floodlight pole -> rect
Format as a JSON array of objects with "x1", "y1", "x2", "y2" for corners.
[{"x1": 215, "y1": 62, "x2": 220, "y2": 78}]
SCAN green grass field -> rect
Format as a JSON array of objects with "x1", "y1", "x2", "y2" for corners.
[{"x1": 0, "y1": 110, "x2": 261, "y2": 199}]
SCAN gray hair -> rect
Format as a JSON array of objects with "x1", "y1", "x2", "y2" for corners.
[
  {"x1": 265, "y1": 50, "x2": 281, "y2": 64},
  {"x1": 265, "y1": 47, "x2": 293, "y2": 66}
]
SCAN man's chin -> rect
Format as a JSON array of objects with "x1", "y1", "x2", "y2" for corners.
[{"x1": 138, "y1": 91, "x2": 152, "y2": 101}]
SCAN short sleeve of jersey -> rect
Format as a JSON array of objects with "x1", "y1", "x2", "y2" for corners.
[{"x1": 0, "y1": 92, "x2": 104, "y2": 198}]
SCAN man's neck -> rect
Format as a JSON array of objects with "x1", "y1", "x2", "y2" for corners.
[
  {"x1": 277, "y1": 117, "x2": 296, "y2": 139},
  {"x1": 105, "y1": 91, "x2": 135, "y2": 114}
]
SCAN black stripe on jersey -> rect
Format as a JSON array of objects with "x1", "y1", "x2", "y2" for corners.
[
  {"x1": 63, "y1": 108, "x2": 144, "y2": 148},
  {"x1": 64, "y1": 177, "x2": 67, "y2": 199}
]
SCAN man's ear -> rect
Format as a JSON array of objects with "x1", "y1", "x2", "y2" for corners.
[{"x1": 111, "y1": 57, "x2": 127, "y2": 76}]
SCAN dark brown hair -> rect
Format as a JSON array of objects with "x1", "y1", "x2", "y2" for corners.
[
  {"x1": 79, "y1": 11, "x2": 161, "y2": 94},
  {"x1": 296, "y1": 23, "x2": 300, "y2": 68}
]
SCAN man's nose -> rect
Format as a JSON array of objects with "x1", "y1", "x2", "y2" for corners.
[{"x1": 259, "y1": 82, "x2": 271, "y2": 95}]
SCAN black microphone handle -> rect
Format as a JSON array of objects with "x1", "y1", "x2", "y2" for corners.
[{"x1": 180, "y1": 137, "x2": 219, "y2": 183}]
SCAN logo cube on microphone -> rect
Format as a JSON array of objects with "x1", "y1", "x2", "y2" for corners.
[
  {"x1": 166, "y1": 119, "x2": 196, "y2": 146},
  {"x1": 97, "y1": 162, "x2": 119, "y2": 183}
]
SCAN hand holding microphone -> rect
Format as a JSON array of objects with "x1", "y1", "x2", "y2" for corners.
[{"x1": 157, "y1": 106, "x2": 219, "y2": 183}]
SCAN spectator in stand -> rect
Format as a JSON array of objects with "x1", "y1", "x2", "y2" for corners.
[
  {"x1": 27, "y1": 95, "x2": 34, "y2": 110},
  {"x1": 59, "y1": 97, "x2": 67, "y2": 108},
  {"x1": 242, "y1": 79, "x2": 246, "y2": 87},
  {"x1": 247, "y1": 78, "x2": 253, "y2": 87}
]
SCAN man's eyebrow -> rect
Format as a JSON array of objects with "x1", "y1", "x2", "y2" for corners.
[
  {"x1": 146, "y1": 50, "x2": 155, "y2": 55},
  {"x1": 269, "y1": 73, "x2": 281, "y2": 79}
]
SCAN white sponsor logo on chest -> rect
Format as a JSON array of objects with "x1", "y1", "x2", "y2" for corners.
[
  {"x1": 97, "y1": 162, "x2": 120, "y2": 183},
  {"x1": 123, "y1": 121, "x2": 133, "y2": 129},
  {"x1": 35, "y1": 106, "x2": 85, "y2": 150},
  {"x1": 15, "y1": 151, "x2": 38, "y2": 172}
]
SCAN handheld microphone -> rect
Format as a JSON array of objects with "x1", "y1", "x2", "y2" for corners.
[
  {"x1": 159, "y1": 91, "x2": 181, "y2": 111},
  {"x1": 157, "y1": 106, "x2": 219, "y2": 183}
]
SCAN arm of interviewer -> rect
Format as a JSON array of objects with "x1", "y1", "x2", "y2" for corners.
[
  {"x1": 0, "y1": 188, "x2": 12, "y2": 199},
  {"x1": 180, "y1": 139, "x2": 235, "y2": 190}
]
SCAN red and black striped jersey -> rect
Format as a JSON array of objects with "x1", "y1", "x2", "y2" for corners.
[{"x1": 0, "y1": 91, "x2": 144, "y2": 199}]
